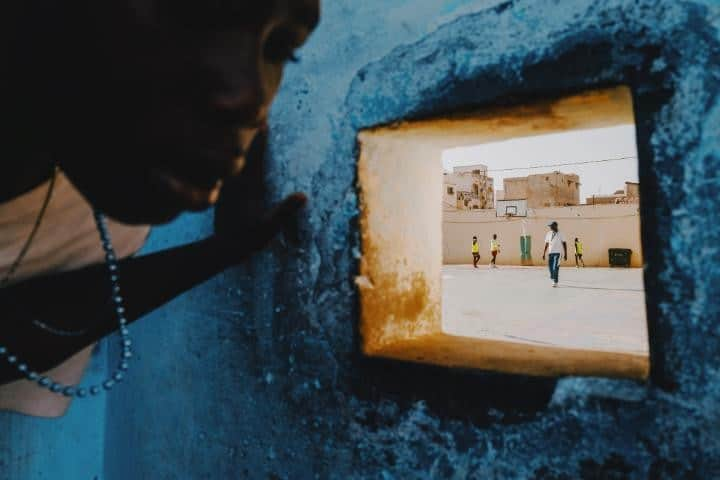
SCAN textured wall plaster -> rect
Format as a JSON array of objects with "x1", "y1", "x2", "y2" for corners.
[{"x1": 1, "y1": 1, "x2": 719, "y2": 479}]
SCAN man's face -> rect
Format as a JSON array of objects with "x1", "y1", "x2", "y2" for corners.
[{"x1": 53, "y1": 0, "x2": 319, "y2": 224}]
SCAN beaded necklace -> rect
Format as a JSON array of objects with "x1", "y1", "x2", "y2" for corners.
[{"x1": 0, "y1": 172, "x2": 132, "y2": 397}]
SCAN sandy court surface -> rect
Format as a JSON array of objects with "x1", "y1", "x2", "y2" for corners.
[{"x1": 441, "y1": 264, "x2": 648, "y2": 355}]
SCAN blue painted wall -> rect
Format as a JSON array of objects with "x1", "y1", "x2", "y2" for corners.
[
  {"x1": 3, "y1": 1, "x2": 720, "y2": 478},
  {"x1": 0, "y1": 345, "x2": 107, "y2": 479}
]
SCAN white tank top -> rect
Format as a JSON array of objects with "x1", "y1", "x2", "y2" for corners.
[{"x1": 0, "y1": 170, "x2": 150, "y2": 417}]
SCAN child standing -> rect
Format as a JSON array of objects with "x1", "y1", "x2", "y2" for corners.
[
  {"x1": 472, "y1": 236, "x2": 480, "y2": 268},
  {"x1": 574, "y1": 237, "x2": 585, "y2": 268}
]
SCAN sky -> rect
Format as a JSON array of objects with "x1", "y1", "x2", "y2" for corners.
[{"x1": 442, "y1": 125, "x2": 639, "y2": 204}]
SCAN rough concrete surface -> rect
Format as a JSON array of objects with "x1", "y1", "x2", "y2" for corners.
[{"x1": 1, "y1": 0, "x2": 719, "y2": 479}]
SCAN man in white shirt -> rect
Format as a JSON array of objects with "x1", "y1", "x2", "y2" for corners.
[
  {"x1": 489, "y1": 234, "x2": 500, "y2": 268},
  {"x1": 542, "y1": 221, "x2": 567, "y2": 287}
]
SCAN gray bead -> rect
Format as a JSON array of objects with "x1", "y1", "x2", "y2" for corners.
[
  {"x1": 26, "y1": 371, "x2": 39, "y2": 381},
  {"x1": 116, "y1": 307, "x2": 125, "y2": 315},
  {"x1": 90, "y1": 386, "x2": 101, "y2": 396},
  {"x1": 38, "y1": 377, "x2": 51, "y2": 387},
  {"x1": 123, "y1": 350, "x2": 132, "y2": 359},
  {"x1": 6, "y1": 356, "x2": 17, "y2": 364},
  {"x1": 17, "y1": 363, "x2": 27, "y2": 372},
  {"x1": 62, "y1": 387, "x2": 76, "y2": 397},
  {"x1": 0, "y1": 347, "x2": 6, "y2": 355},
  {"x1": 50, "y1": 383, "x2": 63, "y2": 393},
  {"x1": 119, "y1": 361, "x2": 129, "y2": 371},
  {"x1": 123, "y1": 339, "x2": 132, "y2": 347},
  {"x1": 120, "y1": 327, "x2": 130, "y2": 336},
  {"x1": 113, "y1": 296, "x2": 123, "y2": 304},
  {"x1": 119, "y1": 317, "x2": 127, "y2": 325},
  {"x1": 103, "y1": 380, "x2": 115, "y2": 390},
  {"x1": 76, "y1": 388, "x2": 88, "y2": 398},
  {"x1": 113, "y1": 372, "x2": 124, "y2": 382}
]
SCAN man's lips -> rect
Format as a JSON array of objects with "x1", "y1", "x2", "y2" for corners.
[
  {"x1": 151, "y1": 169, "x2": 224, "y2": 211},
  {"x1": 143, "y1": 126, "x2": 259, "y2": 213}
]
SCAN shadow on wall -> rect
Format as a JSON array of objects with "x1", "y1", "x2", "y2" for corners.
[{"x1": 351, "y1": 357, "x2": 557, "y2": 425}]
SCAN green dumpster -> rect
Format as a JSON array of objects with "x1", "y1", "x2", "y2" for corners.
[
  {"x1": 608, "y1": 248, "x2": 632, "y2": 267},
  {"x1": 520, "y1": 235, "x2": 533, "y2": 265}
]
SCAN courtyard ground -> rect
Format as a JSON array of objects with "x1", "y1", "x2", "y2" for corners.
[{"x1": 442, "y1": 264, "x2": 648, "y2": 355}]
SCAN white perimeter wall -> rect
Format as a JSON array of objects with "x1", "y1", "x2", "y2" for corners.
[{"x1": 443, "y1": 204, "x2": 643, "y2": 267}]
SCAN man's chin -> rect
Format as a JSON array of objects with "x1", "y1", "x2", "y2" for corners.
[
  {"x1": 103, "y1": 207, "x2": 181, "y2": 225},
  {"x1": 89, "y1": 198, "x2": 186, "y2": 226},
  {"x1": 65, "y1": 172, "x2": 195, "y2": 226}
]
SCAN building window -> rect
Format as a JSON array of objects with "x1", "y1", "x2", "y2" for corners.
[{"x1": 447, "y1": 186, "x2": 454, "y2": 195}]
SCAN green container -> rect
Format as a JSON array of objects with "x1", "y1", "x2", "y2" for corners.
[
  {"x1": 520, "y1": 235, "x2": 532, "y2": 264},
  {"x1": 608, "y1": 248, "x2": 632, "y2": 267}
]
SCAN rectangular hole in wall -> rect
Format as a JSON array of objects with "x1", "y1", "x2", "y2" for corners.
[{"x1": 357, "y1": 86, "x2": 649, "y2": 379}]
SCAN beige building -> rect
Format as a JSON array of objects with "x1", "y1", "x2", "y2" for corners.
[
  {"x1": 625, "y1": 182, "x2": 640, "y2": 199},
  {"x1": 586, "y1": 181, "x2": 640, "y2": 205},
  {"x1": 503, "y1": 171, "x2": 580, "y2": 208},
  {"x1": 442, "y1": 203, "x2": 642, "y2": 267},
  {"x1": 443, "y1": 165, "x2": 495, "y2": 211},
  {"x1": 503, "y1": 177, "x2": 529, "y2": 201}
]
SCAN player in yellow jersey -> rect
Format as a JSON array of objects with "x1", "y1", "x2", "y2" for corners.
[
  {"x1": 574, "y1": 237, "x2": 585, "y2": 268},
  {"x1": 472, "y1": 236, "x2": 480, "y2": 268}
]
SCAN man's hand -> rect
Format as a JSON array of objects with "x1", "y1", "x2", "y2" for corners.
[{"x1": 213, "y1": 127, "x2": 307, "y2": 265}]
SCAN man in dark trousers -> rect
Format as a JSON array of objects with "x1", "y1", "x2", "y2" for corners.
[
  {"x1": 542, "y1": 221, "x2": 567, "y2": 287},
  {"x1": 489, "y1": 233, "x2": 500, "y2": 268}
]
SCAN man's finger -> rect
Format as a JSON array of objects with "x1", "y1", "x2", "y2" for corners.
[
  {"x1": 241, "y1": 192, "x2": 307, "y2": 249},
  {"x1": 260, "y1": 193, "x2": 307, "y2": 238},
  {"x1": 221, "y1": 193, "x2": 307, "y2": 264}
]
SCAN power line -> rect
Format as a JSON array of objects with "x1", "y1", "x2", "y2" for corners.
[
  {"x1": 483, "y1": 155, "x2": 638, "y2": 173},
  {"x1": 443, "y1": 213, "x2": 640, "y2": 223}
]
